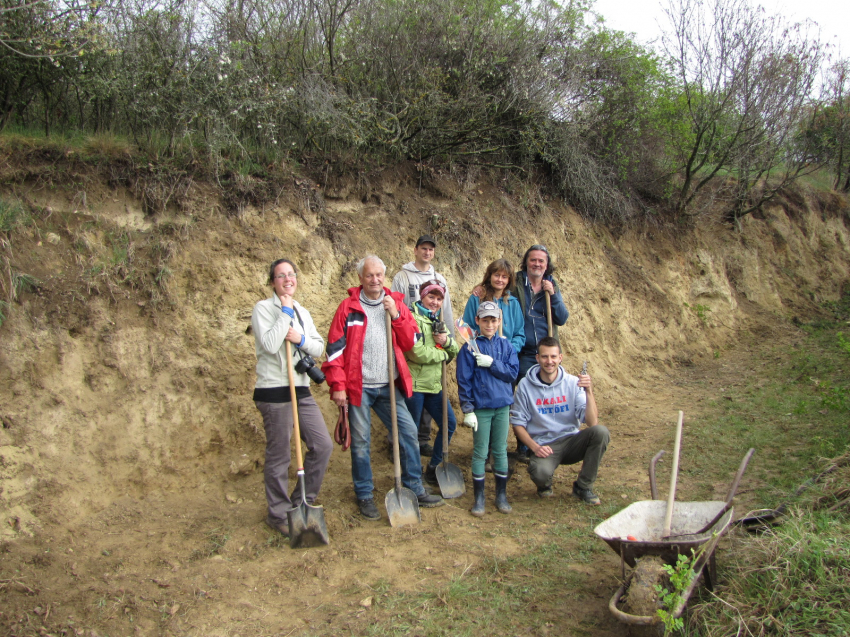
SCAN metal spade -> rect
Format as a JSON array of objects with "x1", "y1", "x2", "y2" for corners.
[
  {"x1": 284, "y1": 341, "x2": 330, "y2": 548},
  {"x1": 435, "y1": 361, "x2": 465, "y2": 498},
  {"x1": 384, "y1": 310, "x2": 421, "y2": 527}
]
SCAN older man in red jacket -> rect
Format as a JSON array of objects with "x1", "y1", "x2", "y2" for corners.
[{"x1": 323, "y1": 255, "x2": 445, "y2": 521}]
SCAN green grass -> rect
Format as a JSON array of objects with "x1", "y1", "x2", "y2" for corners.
[
  {"x1": 674, "y1": 323, "x2": 850, "y2": 505},
  {"x1": 363, "y1": 544, "x2": 590, "y2": 637},
  {"x1": 797, "y1": 167, "x2": 843, "y2": 192},
  {"x1": 1, "y1": 126, "x2": 134, "y2": 158},
  {"x1": 1, "y1": 126, "x2": 289, "y2": 178},
  {"x1": 0, "y1": 197, "x2": 31, "y2": 233},
  {"x1": 680, "y1": 300, "x2": 850, "y2": 636},
  {"x1": 686, "y1": 486, "x2": 850, "y2": 636}
]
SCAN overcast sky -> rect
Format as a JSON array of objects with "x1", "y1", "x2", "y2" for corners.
[{"x1": 588, "y1": 0, "x2": 847, "y2": 58}]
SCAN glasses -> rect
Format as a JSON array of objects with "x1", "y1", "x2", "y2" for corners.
[{"x1": 274, "y1": 272, "x2": 297, "y2": 280}]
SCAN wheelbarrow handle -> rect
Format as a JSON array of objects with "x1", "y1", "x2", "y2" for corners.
[
  {"x1": 671, "y1": 448, "x2": 757, "y2": 539},
  {"x1": 649, "y1": 450, "x2": 666, "y2": 500},
  {"x1": 725, "y1": 448, "x2": 755, "y2": 506},
  {"x1": 689, "y1": 447, "x2": 756, "y2": 535}
]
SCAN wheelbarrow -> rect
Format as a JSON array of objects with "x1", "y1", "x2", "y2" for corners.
[{"x1": 592, "y1": 448, "x2": 754, "y2": 630}]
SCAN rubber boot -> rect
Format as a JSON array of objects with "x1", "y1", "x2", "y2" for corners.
[
  {"x1": 470, "y1": 475, "x2": 486, "y2": 517},
  {"x1": 495, "y1": 474, "x2": 512, "y2": 514}
]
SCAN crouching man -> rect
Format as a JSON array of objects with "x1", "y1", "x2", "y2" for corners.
[{"x1": 510, "y1": 337, "x2": 608, "y2": 504}]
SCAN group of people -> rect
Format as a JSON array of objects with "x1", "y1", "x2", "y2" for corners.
[{"x1": 250, "y1": 237, "x2": 609, "y2": 536}]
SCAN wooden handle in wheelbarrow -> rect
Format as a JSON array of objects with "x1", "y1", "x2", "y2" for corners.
[{"x1": 663, "y1": 411, "x2": 684, "y2": 537}]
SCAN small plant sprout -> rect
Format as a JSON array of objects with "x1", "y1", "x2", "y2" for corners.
[{"x1": 655, "y1": 551, "x2": 697, "y2": 635}]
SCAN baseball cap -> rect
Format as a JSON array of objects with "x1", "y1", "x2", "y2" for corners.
[
  {"x1": 477, "y1": 301, "x2": 501, "y2": 319},
  {"x1": 415, "y1": 235, "x2": 437, "y2": 248}
]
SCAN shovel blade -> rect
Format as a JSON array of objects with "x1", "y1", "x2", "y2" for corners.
[
  {"x1": 385, "y1": 487, "x2": 421, "y2": 527},
  {"x1": 287, "y1": 503, "x2": 330, "y2": 549},
  {"x1": 436, "y1": 462, "x2": 465, "y2": 499}
]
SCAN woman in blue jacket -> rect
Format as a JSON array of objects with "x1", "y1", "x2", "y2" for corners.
[
  {"x1": 462, "y1": 259, "x2": 525, "y2": 354},
  {"x1": 457, "y1": 301, "x2": 519, "y2": 517}
]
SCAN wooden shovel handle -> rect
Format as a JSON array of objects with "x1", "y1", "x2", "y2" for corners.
[
  {"x1": 441, "y1": 361, "x2": 449, "y2": 457},
  {"x1": 285, "y1": 341, "x2": 305, "y2": 472},
  {"x1": 545, "y1": 290, "x2": 553, "y2": 337},
  {"x1": 386, "y1": 310, "x2": 403, "y2": 487}
]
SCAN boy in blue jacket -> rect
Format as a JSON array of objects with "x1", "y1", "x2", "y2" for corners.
[{"x1": 457, "y1": 301, "x2": 519, "y2": 516}]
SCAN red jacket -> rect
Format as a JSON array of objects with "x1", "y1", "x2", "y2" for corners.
[{"x1": 322, "y1": 287, "x2": 418, "y2": 407}]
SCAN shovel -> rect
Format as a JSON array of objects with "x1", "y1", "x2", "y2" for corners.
[
  {"x1": 435, "y1": 361, "x2": 465, "y2": 498},
  {"x1": 545, "y1": 290, "x2": 553, "y2": 337},
  {"x1": 284, "y1": 341, "x2": 330, "y2": 548},
  {"x1": 384, "y1": 310, "x2": 421, "y2": 527}
]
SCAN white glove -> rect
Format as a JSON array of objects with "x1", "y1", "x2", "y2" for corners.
[
  {"x1": 463, "y1": 412, "x2": 478, "y2": 432},
  {"x1": 473, "y1": 353, "x2": 493, "y2": 368}
]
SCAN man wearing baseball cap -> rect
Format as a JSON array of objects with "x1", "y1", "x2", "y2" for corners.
[{"x1": 392, "y1": 234, "x2": 455, "y2": 456}]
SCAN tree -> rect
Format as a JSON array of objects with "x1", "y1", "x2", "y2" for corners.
[
  {"x1": 0, "y1": 0, "x2": 110, "y2": 132},
  {"x1": 801, "y1": 60, "x2": 850, "y2": 192},
  {"x1": 661, "y1": 0, "x2": 825, "y2": 220},
  {"x1": 571, "y1": 27, "x2": 680, "y2": 203}
]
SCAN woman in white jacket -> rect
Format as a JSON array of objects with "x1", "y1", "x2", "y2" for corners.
[{"x1": 251, "y1": 258, "x2": 332, "y2": 538}]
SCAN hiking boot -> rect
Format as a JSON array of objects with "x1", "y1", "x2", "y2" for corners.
[
  {"x1": 423, "y1": 465, "x2": 439, "y2": 485},
  {"x1": 265, "y1": 517, "x2": 290, "y2": 539},
  {"x1": 419, "y1": 442, "x2": 434, "y2": 456},
  {"x1": 357, "y1": 498, "x2": 381, "y2": 520},
  {"x1": 470, "y1": 477, "x2": 486, "y2": 517},
  {"x1": 572, "y1": 481, "x2": 601, "y2": 505},
  {"x1": 536, "y1": 486, "x2": 554, "y2": 498},
  {"x1": 418, "y1": 493, "x2": 445, "y2": 508}
]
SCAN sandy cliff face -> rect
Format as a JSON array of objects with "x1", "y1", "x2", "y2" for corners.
[{"x1": 1, "y1": 167, "x2": 848, "y2": 538}]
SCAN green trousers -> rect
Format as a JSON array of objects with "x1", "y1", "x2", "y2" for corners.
[{"x1": 471, "y1": 406, "x2": 511, "y2": 476}]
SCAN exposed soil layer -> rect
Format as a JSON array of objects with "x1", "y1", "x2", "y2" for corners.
[{"x1": 1, "y1": 164, "x2": 848, "y2": 635}]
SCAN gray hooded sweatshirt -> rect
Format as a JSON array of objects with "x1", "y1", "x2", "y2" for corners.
[
  {"x1": 510, "y1": 364, "x2": 587, "y2": 446},
  {"x1": 390, "y1": 261, "x2": 454, "y2": 335}
]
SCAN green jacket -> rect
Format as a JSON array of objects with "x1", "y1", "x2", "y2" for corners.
[{"x1": 405, "y1": 303, "x2": 460, "y2": 394}]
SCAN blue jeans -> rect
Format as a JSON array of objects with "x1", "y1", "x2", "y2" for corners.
[
  {"x1": 349, "y1": 384, "x2": 426, "y2": 500},
  {"x1": 405, "y1": 391, "x2": 457, "y2": 468}
]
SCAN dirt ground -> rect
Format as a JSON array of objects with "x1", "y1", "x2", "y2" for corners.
[
  {"x1": 0, "y1": 327, "x2": 802, "y2": 637},
  {"x1": 1, "y1": 162, "x2": 847, "y2": 636}
]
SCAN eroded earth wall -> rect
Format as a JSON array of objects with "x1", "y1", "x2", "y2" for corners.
[{"x1": 1, "y1": 170, "x2": 848, "y2": 538}]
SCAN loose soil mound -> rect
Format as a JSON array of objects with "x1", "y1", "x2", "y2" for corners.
[{"x1": 623, "y1": 556, "x2": 667, "y2": 636}]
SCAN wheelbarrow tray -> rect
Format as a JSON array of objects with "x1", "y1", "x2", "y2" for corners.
[{"x1": 594, "y1": 500, "x2": 733, "y2": 568}]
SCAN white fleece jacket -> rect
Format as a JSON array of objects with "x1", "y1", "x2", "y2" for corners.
[{"x1": 251, "y1": 295, "x2": 324, "y2": 388}]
